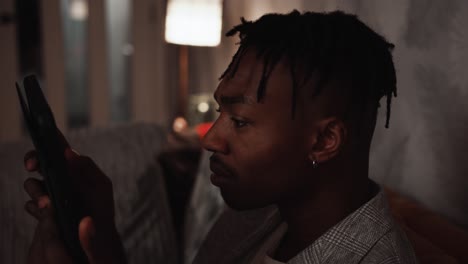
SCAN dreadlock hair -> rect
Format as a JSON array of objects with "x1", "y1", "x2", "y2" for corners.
[{"x1": 220, "y1": 10, "x2": 397, "y2": 129}]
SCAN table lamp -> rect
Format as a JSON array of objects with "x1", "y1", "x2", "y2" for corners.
[{"x1": 165, "y1": 0, "x2": 223, "y2": 118}]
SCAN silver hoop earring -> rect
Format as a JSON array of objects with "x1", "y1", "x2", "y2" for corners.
[{"x1": 312, "y1": 160, "x2": 318, "y2": 169}]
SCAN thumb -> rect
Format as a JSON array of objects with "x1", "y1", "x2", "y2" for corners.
[{"x1": 78, "y1": 216, "x2": 97, "y2": 262}]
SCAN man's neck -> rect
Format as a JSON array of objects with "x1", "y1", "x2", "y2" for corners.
[{"x1": 274, "y1": 173, "x2": 374, "y2": 262}]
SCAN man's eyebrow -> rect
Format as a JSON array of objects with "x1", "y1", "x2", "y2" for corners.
[{"x1": 215, "y1": 95, "x2": 254, "y2": 105}]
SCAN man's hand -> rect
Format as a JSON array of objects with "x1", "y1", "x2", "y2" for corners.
[{"x1": 23, "y1": 148, "x2": 127, "y2": 263}]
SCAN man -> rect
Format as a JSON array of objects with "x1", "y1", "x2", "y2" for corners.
[{"x1": 23, "y1": 10, "x2": 417, "y2": 264}]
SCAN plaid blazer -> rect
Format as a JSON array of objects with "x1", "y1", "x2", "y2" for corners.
[{"x1": 193, "y1": 183, "x2": 418, "y2": 264}]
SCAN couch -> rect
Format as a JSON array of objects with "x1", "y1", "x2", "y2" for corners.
[{"x1": 0, "y1": 123, "x2": 179, "y2": 264}]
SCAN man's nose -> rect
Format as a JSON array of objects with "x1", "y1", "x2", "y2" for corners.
[{"x1": 201, "y1": 121, "x2": 228, "y2": 154}]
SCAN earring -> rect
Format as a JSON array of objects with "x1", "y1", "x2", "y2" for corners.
[
  {"x1": 312, "y1": 159, "x2": 318, "y2": 169},
  {"x1": 309, "y1": 154, "x2": 318, "y2": 169}
]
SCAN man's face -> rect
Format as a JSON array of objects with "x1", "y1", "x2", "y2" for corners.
[{"x1": 202, "y1": 50, "x2": 317, "y2": 210}]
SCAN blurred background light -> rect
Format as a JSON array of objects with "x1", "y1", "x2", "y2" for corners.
[
  {"x1": 173, "y1": 116, "x2": 188, "y2": 132},
  {"x1": 69, "y1": 0, "x2": 88, "y2": 21},
  {"x1": 197, "y1": 102, "x2": 210, "y2": 113},
  {"x1": 165, "y1": 0, "x2": 223, "y2": 47}
]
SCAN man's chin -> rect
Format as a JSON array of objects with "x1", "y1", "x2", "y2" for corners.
[{"x1": 220, "y1": 190, "x2": 270, "y2": 211}]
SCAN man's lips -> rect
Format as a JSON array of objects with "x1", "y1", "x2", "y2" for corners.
[{"x1": 209, "y1": 155, "x2": 234, "y2": 179}]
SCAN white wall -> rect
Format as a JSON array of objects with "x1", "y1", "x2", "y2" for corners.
[{"x1": 339, "y1": 0, "x2": 468, "y2": 227}]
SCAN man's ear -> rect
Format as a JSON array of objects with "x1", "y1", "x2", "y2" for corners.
[{"x1": 308, "y1": 118, "x2": 347, "y2": 164}]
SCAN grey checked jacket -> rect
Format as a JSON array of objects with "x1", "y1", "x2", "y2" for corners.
[{"x1": 193, "y1": 184, "x2": 418, "y2": 264}]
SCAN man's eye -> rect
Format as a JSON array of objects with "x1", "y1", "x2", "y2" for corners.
[
  {"x1": 231, "y1": 117, "x2": 248, "y2": 128},
  {"x1": 215, "y1": 107, "x2": 220, "y2": 113}
]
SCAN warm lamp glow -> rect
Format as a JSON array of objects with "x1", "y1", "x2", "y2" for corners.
[
  {"x1": 197, "y1": 102, "x2": 210, "y2": 113},
  {"x1": 69, "y1": 0, "x2": 88, "y2": 21},
  {"x1": 173, "y1": 116, "x2": 188, "y2": 132},
  {"x1": 165, "y1": 0, "x2": 222, "y2": 47}
]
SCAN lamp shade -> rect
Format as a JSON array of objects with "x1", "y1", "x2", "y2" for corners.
[{"x1": 165, "y1": 0, "x2": 223, "y2": 47}]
